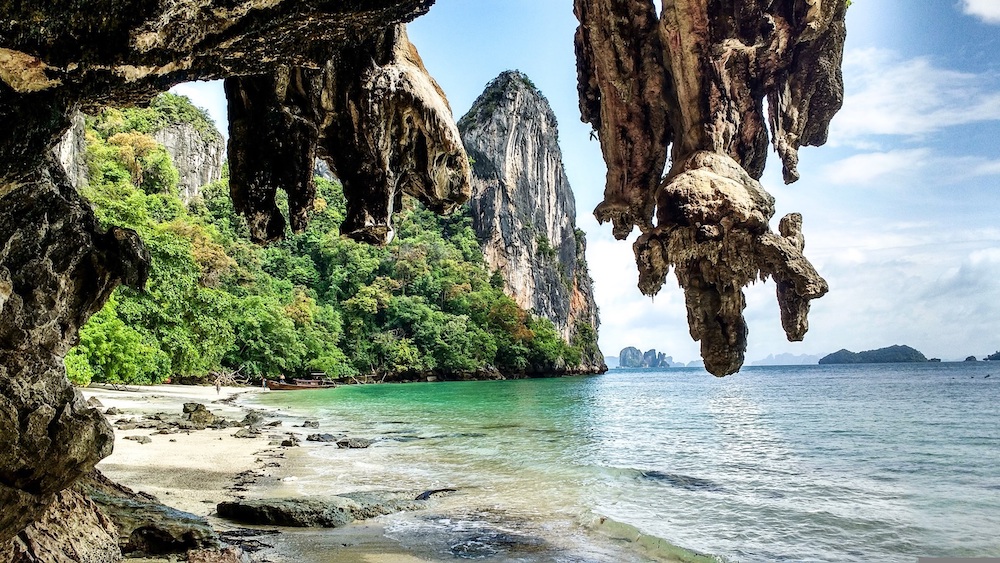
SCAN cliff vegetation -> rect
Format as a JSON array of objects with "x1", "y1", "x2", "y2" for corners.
[{"x1": 66, "y1": 96, "x2": 591, "y2": 385}]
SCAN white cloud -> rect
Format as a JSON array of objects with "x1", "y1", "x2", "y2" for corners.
[
  {"x1": 970, "y1": 159, "x2": 1000, "y2": 176},
  {"x1": 820, "y1": 148, "x2": 930, "y2": 186},
  {"x1": 830, "y1": 49, "x2": 1000, "y2": 145},
  {"x1": 961, "y1": 0, "x2": 1000, "y2": 24},
  {"x1": 586, "y1": 231, "x2": 702, "y2": 362}
]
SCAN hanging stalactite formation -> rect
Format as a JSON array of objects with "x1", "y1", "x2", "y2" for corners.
[{"x1": 575, "y1": 0, "x2": 844, "y2": 375}]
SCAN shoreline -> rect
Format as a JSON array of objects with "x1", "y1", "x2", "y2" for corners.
[{"x1": 80, "y1": 383, "x2": 690, "y2": 563}]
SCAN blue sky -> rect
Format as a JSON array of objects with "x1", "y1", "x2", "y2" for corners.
[{"x1": 174, "y1": 1, "x2": 1000, "y2": 364}]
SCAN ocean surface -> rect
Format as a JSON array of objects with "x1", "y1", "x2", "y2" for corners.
[{"x1": 249, "y1": 363, "x2": 1000, "y2": 562}]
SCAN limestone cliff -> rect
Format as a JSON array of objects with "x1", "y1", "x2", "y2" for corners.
[
  {"x1": 55, "y1": 99, "x2": 226, "y2": 202},
  {"x1": 0, "y1": 0, "x2": 849, "y2": 543},
  {"x1": 459, "y1": 72, "x2": 604, "y2": 372},
  {"x1": 53, "y1": 112, "x2": 88, "y2": 189},
  {"x1": 151, "y1": 121, "x2": 225, "y2": 203}
]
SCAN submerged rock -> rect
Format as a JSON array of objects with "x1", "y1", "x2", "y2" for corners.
[
  {"x1": 306, "y1": 433, "x2": 339, "y2": 443},
  {"x1": 337, "y1": 437, "x2": 373, "y2": 449},
  {"x1": 217, "y1": 492, "x2": 422, "y2": 528},
  {"x1": 415, "y1": 488, "x2": 457, "y2": 501}
]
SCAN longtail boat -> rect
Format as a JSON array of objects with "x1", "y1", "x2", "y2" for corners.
[{"x1": 266, "y1": 378, "x2": 337, "y2": 391}]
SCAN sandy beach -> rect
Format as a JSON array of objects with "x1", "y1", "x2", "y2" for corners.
[{"x1": 79, "y1": 384, "x2": 443, "y2": 563}]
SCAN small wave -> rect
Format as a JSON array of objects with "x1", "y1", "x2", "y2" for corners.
[
  {"x1": 586, "y1": 514, "x2": 721, "y2": 563},
  {"x1": 638, "y1": 470, "x2": 726, "y2": 493}
]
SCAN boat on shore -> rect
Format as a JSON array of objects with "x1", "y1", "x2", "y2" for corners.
[{"x1": 266, "y1": 378, "x2": 337, "y2": 391}]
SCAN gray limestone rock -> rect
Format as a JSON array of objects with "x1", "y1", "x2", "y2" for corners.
[
  {"x1": 53, "y1": 112, "x2": 89, "y2": 190},
  {"x1": 459, "y1": 72, "x2": 604, "y2": 373},
  {"x1": 0, "y1": 489, "x2": 122, "y2": 563},
  {"x1": 336, "y1": 437, "x2": 373, "y2": 449},
  {"x1": 217, "y1": 492, "x2": 422, "y2": 528},
  {"x1": 0, "y1": 159, "x2": 148, "y2": 543},
  {"x1": 80, "y1": 471, "x2": 220, "y2": 555},
  {"x1": 151, "y1": 122, "x2": 225, "y2": 203},
  {"x1": 619, "y1": 347, "x2": 643, "y2": 368}
]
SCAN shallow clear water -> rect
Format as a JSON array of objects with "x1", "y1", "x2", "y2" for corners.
[{"x1": 250, "y1": 363, "x2": 1000, "y2": 562}]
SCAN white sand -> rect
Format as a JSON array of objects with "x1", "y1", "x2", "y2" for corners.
[{"x1": 81, "y1": 385, "x2": 287, "y2": 516}]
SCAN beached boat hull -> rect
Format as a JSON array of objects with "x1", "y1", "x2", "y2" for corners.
[{"x1": 266, "y1": 380, "x2": 336, "y2": 391}]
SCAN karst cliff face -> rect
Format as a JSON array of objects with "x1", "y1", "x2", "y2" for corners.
[
  {"x1": 575, "y1": 0, "x2": 845, "y2": 375},
  {"x1": 460, "y1": 72, "x2": 605, "y2": 372},
  {"x1": 54, "y1": 106, "x2": 226, "y2": 202},
  {"x1": 152, "y1": 122, "x2": 225, "y2": 204}
]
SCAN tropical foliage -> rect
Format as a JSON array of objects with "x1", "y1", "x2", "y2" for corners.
[{"x1": 66, "y1": 95, "x2": 591, "y2": 385}]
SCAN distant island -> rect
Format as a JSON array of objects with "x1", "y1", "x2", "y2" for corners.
[
  {"x1": 618, "y1": 347, "x2": 673, "y2": 368},
  {"x1": 819, "y1": 345, "x2": 928, "y2": 364}
]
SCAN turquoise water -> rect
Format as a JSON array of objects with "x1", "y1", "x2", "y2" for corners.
[{"x1": 250, "y1": 363, "x2": 1000, "y2": 562}]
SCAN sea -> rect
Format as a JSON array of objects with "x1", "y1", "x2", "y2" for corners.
[{"x1": 247, "y1": 362, "x2": 1000, "y2": 562}]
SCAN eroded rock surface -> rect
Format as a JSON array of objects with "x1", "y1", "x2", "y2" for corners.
[
  {"x1": 0, "y1": 489, "x2": 121, "y2": 563},
  {"x1": 0, "y1": 159, "x2": 148, "y2": 543},
  {"x1": 226, "y1": 25, "x2": 470, "y2": 245},
  {"x1": 460, "y1": 71, "x2": 604, "y2": 372},
  {"x1": 152, "y1": 121, "x2": 225, "y2": 203},
  {"x1": 575, "y1": 0, "x2": 843, "y2": 374}
]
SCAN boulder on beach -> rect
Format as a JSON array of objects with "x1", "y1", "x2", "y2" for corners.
[
  {"x1": 241, "y1": 411, "x2": 265, "y2": 427},
  {"x1": 307, "y1": 433, "x2": 339, "y2": 443},
  {"x1": 183, "y1": 403, "x2": 217, "y2": 427},
  {"x1": 79, "y1": 470, "x2": 221, "y2": 555},
  {"x1": 337, "y1": 437, "x2": 373, "y2": 449},
  {"x1": 216, "y1": 492, "x2": 423, "y2": 528}
]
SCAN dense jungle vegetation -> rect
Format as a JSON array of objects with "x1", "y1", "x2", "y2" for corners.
[{"x1": 66, "y1": 94, "x2": 588, "y2": 386}]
